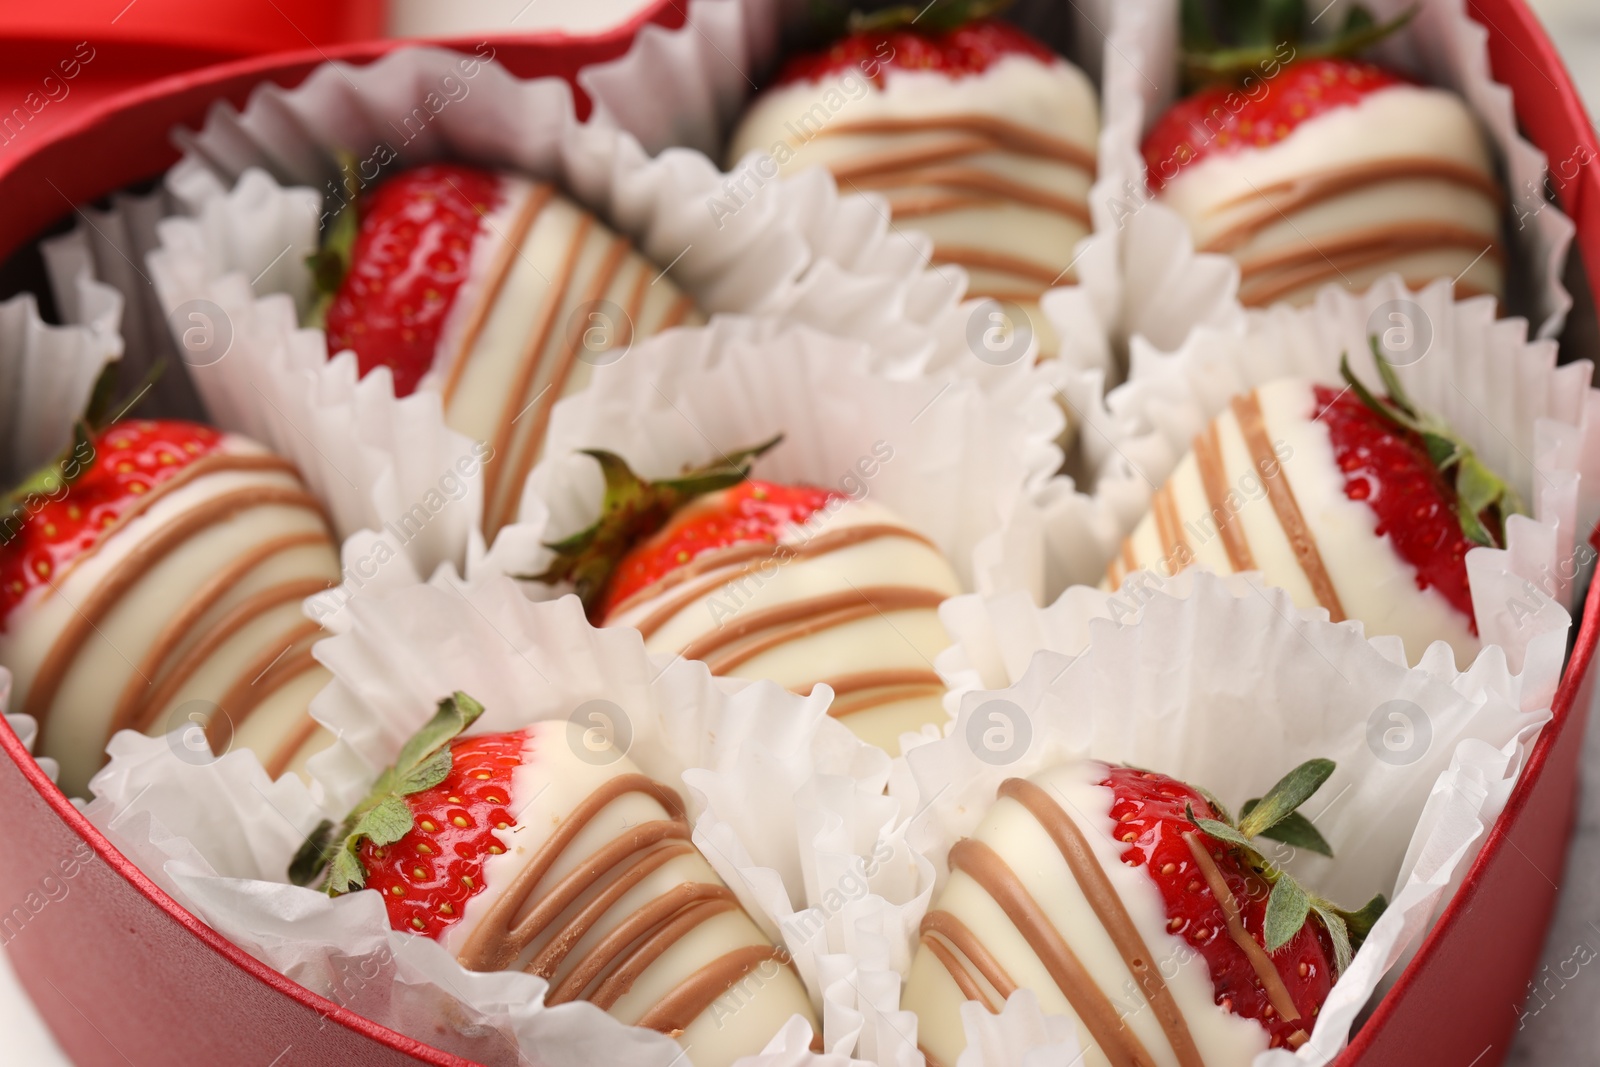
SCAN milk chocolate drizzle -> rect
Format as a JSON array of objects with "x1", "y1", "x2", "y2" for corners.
[
  {"x1": 618, "y1": 524, "x2": 952, "y2": 721},
  {"x1": 1181, "y1": 832, "x2": 1302, "y2": 1026},
  {"x1": 1104, "y1": 388, "x2": 1345, "y2": 622},
  {"x1": 25, "y1": 481, "x2": 333, "y2": 757},
  {"x1": 940, "y1": 837, "x2": 1160, "y2": 1067},
  {"x1": 1193, "y1": 422, "x2": 1257, "y2": 574},
  {"x1": 809, "y1": 113, "x2": 1095, "y2": 297},
  {"x1": 454, "y1": 772, "x2": 792, "y2": 1036},
  {"x1": 441, "y1": 181, "x2": 704, "y2": 537},
  {"x1": 921, "y1": 779, "x2": 1218, "y2": 1067},
  {"x1": 1231, "y1": 392, "x2": 1344, "y2": 620},
  {"x1": 1182, "y1": 156, "x2": 1503, "y2": 307}
]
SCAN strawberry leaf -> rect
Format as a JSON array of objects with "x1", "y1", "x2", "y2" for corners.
[
  {"x1": 1252, "y1": 810, "x2": 1333, "y2": 857},
  {"x1": 289, "y1": 690, "x2": 488, "y2": 895},
  {"x1": 1333, "y1": 893, "x2": 1387, "y2": 952},
  {"x1": 1237, "y1": 758, "x2": 1334, "y2": 839},
  {"x1": 1264, "y1": 874, "x2": 1312, "y2": 952},
  {"x1": 1180, "y1": 0, "x2": 1417, "y2": 90},
  {"x1": 1186, "y1": 805, "x2": 1258, "y2": 853},
  {"x1": 846, "y1": 0, "x2": 1014, "y2": 34},
  {"x1": 326, "y1": 846, "x2": 369, "y2": 896},
  {"x1": 524, "y1": 436, "x2": 783, "y2": 619},
  {"x1": 305, "y1": 151, "x2": 363, "y2": 329},
  {"x1": 1311, "y1": 900, "x2": 1355, "y2": 974},
  {"x1": 1193, "y1": 785, "x2": 1233, "y2": 826},
  {"x1": 1341, "y1": 344, "x2": 1521, "y2": 549},
  {"x1": 288, "y1": 819, "x2": 337, "y2": 888}
]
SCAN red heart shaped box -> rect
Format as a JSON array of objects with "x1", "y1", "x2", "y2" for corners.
[{"x1": 0, "y1": 2, "x2": 1596, "y2": 1064}]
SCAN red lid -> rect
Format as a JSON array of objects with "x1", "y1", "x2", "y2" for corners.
[{"x1": 0, "y1": 0, "x2": 385, "y2": 144}]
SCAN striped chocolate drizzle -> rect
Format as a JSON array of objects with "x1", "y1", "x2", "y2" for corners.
[
  {"x1": 1229, "y1": 392, "x2": 1344, "y2": 620},
  {"x1": 25, "y1": 474, "x2": 336, "y2": 764},
  {"x1": 439, "y1": 181, "x2": 705, "y2": 537},
  {"x1": 920, "y1": 779, "x2": 1215, "y2": 1067},
  {"x1": 809, "y1": 113, "x2": 1095, "y2": 298},
  {"x1": 615, "y1": 523, "x2": 950, "y2": 723},
  {"x1": 1105, "y1": 388, "x2": 1346, "y2": 622},
  {"x1": 1183, "y1": 156, "x2": 1502, "y2": 308},
  {"x1": 455, "y1": 773, "x2": 792, "y2": 1035}
]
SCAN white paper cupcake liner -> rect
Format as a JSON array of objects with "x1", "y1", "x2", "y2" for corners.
[
  {"x1": 472, "y1": 315, "x2": 1066, "y2": 603},
  {"x1": 35, "y1": 30, "x2": 996, "y2": 598},
  {"x1": 0, "y1": 668, "x2": 58, "y2": 785},
  {"x1": 81, "y1": 575, "x2": 893, "y2": 1066},
  {"x1": 1062, "y1": 276, "x2": 1597, "y2": 682},
  {"x1": 585, "y1": 0, "x2": 1143, "y2": 384},
  {"x1": 1098, "y1": 0, "x2": 1576, "y2": 352},
  {"x1": 0, "y1": 282, "x2": 122, "y2": 483},
  {"x1": 904, "y1": 569, "x2": 1550, "y2": 1065}
]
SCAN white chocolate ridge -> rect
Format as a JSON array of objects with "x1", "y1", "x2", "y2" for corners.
[
  {"x1": 603, "y1": 498, "x2": 963, "y2": 755},
  {"x1": 434, "y1": 175, "x2": 704, "y2": 537},
  {"x1": 728, "y1": 54, "x2": 1100, "y2": 357},
  {"x1": 0, "y1": 432, "x2": 340, "y2": 793}
]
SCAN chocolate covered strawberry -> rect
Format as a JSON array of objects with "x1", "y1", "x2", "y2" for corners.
[
  {"x1": 727, "y1": 6, "x2": 1099, "y2": 358},
  {"x1": 1105, "y1": 344, "x2": 1518, "y2": 665},
  {"x1": 291, "y1": 693, "x2": 816, "y2": 1067},
  {"x1": 309, "y1": 162, "x2": 704, "y2": 536},
  {"x1": 532, "y1": 438, "x2": 961, "y2": 754},
  {"x1": 904, "y1": 757, "x2": 1384, "y2": 1066},
  {"x1": 0, "y1": 373, "x2": 341, "y2": 793},
  {"x1": 1144, "y1": 1, "x2": 1503, "y2": 308}
]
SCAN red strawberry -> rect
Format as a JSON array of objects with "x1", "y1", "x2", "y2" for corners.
[
  {"x1": 1105, "y1": 763, "x2": 1347, "y2": 1048},
  {"x1": 909, "y1": 757, "x2": 1384, "y2": 1064},
  {"x1": 1328, "y1": 349, "x2": 1518, "y2": 627},
  {"x1": 0, "y1": 419, "x2": 224, "y2": 630},
  {"x1": 530, "y1": 436, "x2": 808, "y2": 621},
  {"x1": 600, "y1": 480, "x2": 838, "y2": 621},
  {"x1": 1143, "y1": 58, "x2": 1407, "y2": 191},
  {"x1": 320, "y1": 163, "x2": 503, "y2": 398},
  {"x1": 777, "y1": 16, "x2": 1054, "y2": 88},
  {"x1": 359, "y1": 729, "x2": 525, "y2": 938}
]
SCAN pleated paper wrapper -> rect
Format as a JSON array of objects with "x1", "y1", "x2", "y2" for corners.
[
  {"x1": 1042, "y1": 276, "x2": 1597, "y2": 698},
  {"x1": 39, "y1": 25, "x2": 976, "y2": 602},
  {"x1": 1097, "y1": 0, "x2": 1576, "y2": 355},
  {"x1": 900, "y1": 570, "x2": 1550, "y2": 1065},
  {"x1": 79, "y1": 577, "x2": 910, "y2": 1067}
]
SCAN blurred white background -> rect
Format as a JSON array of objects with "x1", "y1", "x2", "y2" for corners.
[{"x1": 1, "y1": 1, "x2": 1596, "y2": 1063}]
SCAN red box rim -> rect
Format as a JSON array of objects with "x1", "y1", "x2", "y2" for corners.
[{"x1": 0, "y1": 0, "x2": 1595, "y2": 1063}]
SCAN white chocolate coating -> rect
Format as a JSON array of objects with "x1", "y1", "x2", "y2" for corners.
[
  {"x1": 903, "y1": 761, "x2": 1268, "y2": 1067},
  {"x1": 0, "y1": 432, "x2": 339, "y2": 794},
  {"x1": 1157, "y1": 84, "x2": 1503, "y2": 308},
  {"x1": 1104, "y1": 378, "x2": 1478, "y2": 665},
  {"x1": 444, "y1": 720, "x2": 816, "y2": 1066},
  {"x1": 604, "y1": 498, "x2": 963, "y2": 755},
  {"x1": 728, "y1": 54, "x2": 1100, "y2": 358},
  {"x1": 430, "y1": 176, "x2": 704, "y2": 536}
]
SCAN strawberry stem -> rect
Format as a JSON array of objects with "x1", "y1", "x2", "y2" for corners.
[
  {"x1": 1180, "y1": 0, "x2": 1417, "y2": 90},
  {"x1": 522, "y1": 435, "x2": 783, "y2": 620}
]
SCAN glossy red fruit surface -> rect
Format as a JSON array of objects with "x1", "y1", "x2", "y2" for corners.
[
  {"x1": 323, "y1": 163, "x2": 503, "y2": 398},
  {"x1": 361, "y1": 730, "x2": 527, "y2": 940},
  {"x1": 1105, "y1": 765, "x2": 1336, "y2": 1050}
]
